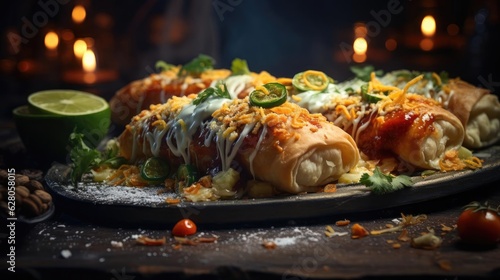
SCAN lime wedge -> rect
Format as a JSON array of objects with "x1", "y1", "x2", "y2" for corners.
[
  {"x1": 28, "y1": 90, "x2": 109, "y2": 116},
  {"x1": 13, "y1": 104, "x2": 111, "y2": 165}
]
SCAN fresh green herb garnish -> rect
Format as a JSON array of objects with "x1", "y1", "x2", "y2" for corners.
[
  {"x1": 359, "y1": 167, "x2": 413, "y2": 194},
  {"x1": 438, "y1": 71, "x2": 449, "y2": 84},
  {"x1": 155, "y1": 60, "x2": 175, "y2": 72},
  {"x1": 231, "y1": 58, "x2": 250, "y2": 75},
  {"x1": 350, "y1": 65, "x2": 383, "y2": 82},
  {"x1": 192, "y1": 82, "x2": 231, "y2": 105},
  {"x1": 69, "y1": 132, "x2": 127, "y2": 184},
  {"x1": 178, "y1": 54, "x2": 215, "y2": 77}
]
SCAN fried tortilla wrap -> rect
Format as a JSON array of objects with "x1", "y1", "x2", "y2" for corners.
[
  {"x1": 293, "y1": 74, "x2": 469, "y2": 171},
  {"x1": 377, "y1": 71, "x2": 500, "y2": 148},
  {"x1": 118, "y1": 93, "x2": 360, "y2": 196},
  {"x1": 110, "y1": 55, "x2": 231, "y2": 126}
]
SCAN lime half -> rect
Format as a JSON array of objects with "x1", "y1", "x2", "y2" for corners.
[{"x1": 28, "y1": 90, "x2": 109, "y2": 116}]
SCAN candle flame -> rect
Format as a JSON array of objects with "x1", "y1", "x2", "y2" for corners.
[
  {"x1": 44, "y1": 31, "x2": 59, "y2": 50},
  {"x1": 82, "y1": 49, "x2": 96, "y2": 72},
  {"x1": 72, "y1": 5, "x2": 86, "y2": 24},
  {"x1": 421, "y1": 15, "x2": 436, "y2": 37},
  {"x1": 73, "y1": 39, "x2": 87, "y2": 59},
  {"x1": 352, "y1": 37, "x2": 367, "y2": 63},
  {"x1": 353, "y1": 37, "x2": 368, "y2": 55}
]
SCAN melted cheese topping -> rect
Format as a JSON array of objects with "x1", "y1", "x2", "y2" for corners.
[
  {"x1": 378, "y1": 71, "x2": 454, "y2": 108},
  {"x1": 126, "y1": 93, "x2": 326, "y2": 178},
  {"x1": 222, "y1": 71, "x2": 278, "y2": 99},
  {"x1": 292, "y1": 72, "x2": 474, "y2": 172}
]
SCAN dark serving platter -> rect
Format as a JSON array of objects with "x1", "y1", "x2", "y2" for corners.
[{"x1": 44, "y1": 145, "x2": 500, "y2": 227}]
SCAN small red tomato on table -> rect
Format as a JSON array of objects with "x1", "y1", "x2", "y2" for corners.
[
  {"x1": 172, "y1": 218, "x2": 197, "y2": 237},
  {"x1": 456, "y1": 201, "x2": 500, "y2": 245}
]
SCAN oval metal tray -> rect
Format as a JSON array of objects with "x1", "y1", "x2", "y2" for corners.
[{"x1": 44, "y1": 145, "x2": 500, "y2": 227}]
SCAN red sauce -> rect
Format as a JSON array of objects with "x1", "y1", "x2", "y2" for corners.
[{"x1": 356, "y1": 107, "x2": 435, "y2": 159}]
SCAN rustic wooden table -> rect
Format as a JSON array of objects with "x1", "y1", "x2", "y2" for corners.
[{"x1": 1, "y1": 121, "x2": 500, "y2": 280}]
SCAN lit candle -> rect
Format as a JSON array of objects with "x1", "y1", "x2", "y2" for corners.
[
  {"x1": 353, "y1": 37, "x2": 367, "y2": 63},
  {"x1": 73, "y1": 39, "x2": 87, "y2": 59},
  {"x1": 44, "y1": 31, "x2": 59, "y2": 51},
  {"x1": 82, "y1": 49, "x2": 96, "y2": 72},
  {"x1": 72, "y1": 5, "x2": 86, "y2": 24},
  {"x1": 64, "y1": 42, "x2": 118, "y2": 85},
  {"x1": 420, "y1": 15, "x2": 436, "y2": 51},
  {"x1": 82, "y1": 49, "x2": 96, "y2": 83},
  {"x1": 421, "y1": 15, "x2": 436, "y2": 37}
]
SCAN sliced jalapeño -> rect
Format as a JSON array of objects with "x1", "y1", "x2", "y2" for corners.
[
  {"x1": 141, "y1": 157, "x2": 170, "y2": 182},
  {"x1": 176, "y1": 164, "x2": 198, "y2": 193},
  {"x1": 249, "y1": 82, "x2": 287, "y2": 108},
  {"x1": 360, "y1": 83, "x2": 385, "y2": 104},
  {"x1": 292, "y1": 70, "x2": 329, "y2": 92}
]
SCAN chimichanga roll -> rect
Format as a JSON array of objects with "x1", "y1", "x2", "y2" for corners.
[
  {"x1": 293, "y1": 74, "x2": 467, "y2": 171},
  {"x1": 118, "y1": 92, "x2": 360, "y2": 196},
  {"x1": 447, "y1": 79, "x2": 500, "y2": 148},
  {"x1": 377, "y1": 70, "x2": 500, "y2": 148},
  {"x1": 110, "y1": 55, "x2": 231, "y2": 126},
  {"x1": 350, "y1": 94, "x2": 465, "y2": 170}
]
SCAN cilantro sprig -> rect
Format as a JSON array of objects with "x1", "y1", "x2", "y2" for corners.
[
  {"x1": 155, "y1": 60, "x2": 175, "y2": 72},
  {"x1": 69, "y1": 132, "x2": 127, "y2": 184},
  {"x1": 154, "y1": 54, "x2": 216, "y2": 77},
  {"x1": 350, "y1": 65, "x2": 383, "y2": 82},
  {"x1": 231, "y1": 58, "x2": 250, "y2": 75},
  {"x1": 359, "y1": 167, "x2": 413, "y2": 194},
  {"x1": 192, "y1": 82, "x2": 231, "y2": 105},
  {"x1": 178, "y1": 54, "x2": 215, "y2": 77}
]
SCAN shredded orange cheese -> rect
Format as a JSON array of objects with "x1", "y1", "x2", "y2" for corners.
[
  {"x1": 276, "y1": 77, "x2": 293, "y2": 86},
  {"x1": 254, "y1": 85, "x2": 270, "y2": 95},
  {"x1": 211, "y1": 98, "x2": 326, "y2": 152},
  {"x1": 302, "y1": 70, "x2": 328, "y2": 91},
  {"x1": 432, "y1": 72, "x2": 442, "y2": 86},
  {"x1": 250, "y1": 71, "x2": 277, "y2": 88},
  {"x1": 200, "y1": 69, "x2": 231, "y2": 81},
  {"x1": 438, "y1": 149, "x2": 483, "y2": 171}
]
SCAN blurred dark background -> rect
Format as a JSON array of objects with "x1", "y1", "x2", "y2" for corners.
[{"x1": 1, "y1": 0, "x2": 499, "y2": 119}]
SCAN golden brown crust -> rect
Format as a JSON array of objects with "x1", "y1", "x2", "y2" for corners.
[
  {"x1": 391, "y1": 97, "x2": 464, "y2": 169},
  {"x1": 110, "y1": 70, "x2": 230, "y2": 126},
  {"x1": 238, "y1": 120, "x2": 359, "y2": 193},
  {"x1": 118, "y1": 97, "x2": 360, "y2": 194},
  {"x1": 447, "y1": 79, "x2": 489, "y2": 126}
]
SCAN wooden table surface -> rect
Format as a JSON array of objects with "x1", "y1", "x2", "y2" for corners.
[{"x1": 1, "y1": 121, "x2": 500, "y2": 280}]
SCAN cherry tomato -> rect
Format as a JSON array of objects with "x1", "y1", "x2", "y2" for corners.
[
  {"x1": 172, "y1": 218, "x2": 197, "y2": 237},
  {"x1": 456, "y1": 201, "x2": 500, "y2": 245}
]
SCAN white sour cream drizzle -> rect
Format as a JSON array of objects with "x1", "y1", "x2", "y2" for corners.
[
  {"x1": 294, "y1": 83, "x2": 373, "y2": 143},
  {"x1": 163, "y1": 97, "x2": 231, "y2": 163},
  {"x1": 295, "y1": 84, "x2": 349, "y2": 113},
  {"x1": 379, "y1": 73, "x2": 454, "y2": 108},
  {"x1": 213, "y1": 121, "x2": 256, "y2": 171},
  {"x1": 133, "y1": 93, "x2": 269, "y2": 178},
  {"x1": 223, "y1": 75, "x2": 254, "y2": 99}
]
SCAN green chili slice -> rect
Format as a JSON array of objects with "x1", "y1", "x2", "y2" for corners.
[
  {"x1": 292, "y1": 70, "x2": 329, "y2": 92},
  {"x1": 141, "y1": 157, "x2": 170, "y2": 182},
  {"x1": 176, "y1": 164, "x2": 198, "y2": 193},
  {"x1": 249, "y1": 82, "x2": 287, "y2": 108}
]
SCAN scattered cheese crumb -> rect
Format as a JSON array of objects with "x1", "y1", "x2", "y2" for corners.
[{"x1": 60, "y1": 249, "x2": 72, "y2": 259}]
